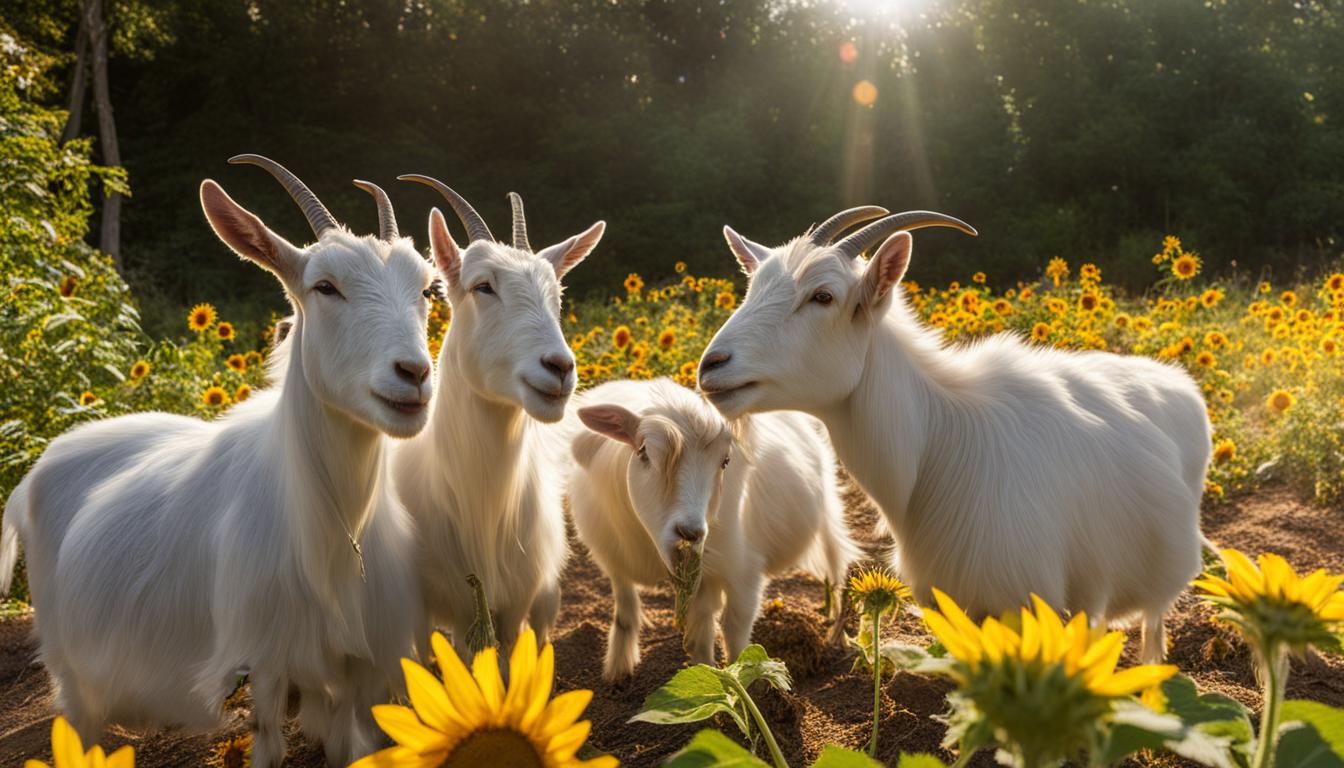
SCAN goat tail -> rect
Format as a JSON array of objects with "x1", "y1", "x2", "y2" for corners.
[{"x1": 1, "y1": 478, "x2": 29, "y2": 597}]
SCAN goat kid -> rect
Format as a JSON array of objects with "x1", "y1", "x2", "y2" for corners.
[
  {"x1": 698, "y1": 208, "x2": 1210, "y2": 663},
  {"x1": 1, "y1": 157, "x2": 434, "y2": 767},
  {"x1": 393, "y1": 178, "x2": 604, "y2": 661},
  {"x1": 569, "y1": 378, "x2": 858, "y2": 680}
]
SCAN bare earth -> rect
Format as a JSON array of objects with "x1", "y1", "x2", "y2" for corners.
[{"x1": 2, "y1": 480, "x2": 1341, "y2": 767}]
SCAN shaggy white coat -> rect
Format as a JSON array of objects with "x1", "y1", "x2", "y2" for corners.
[
  {"x1": 568, "y1": 378, "x2": 859, "y2": 680},
  {"x1": 699, "y1": 229, "x2": 1210, "y2": 662},
  {"x1": 1, "y1": 181, "x2": 436, "y2": 767}
]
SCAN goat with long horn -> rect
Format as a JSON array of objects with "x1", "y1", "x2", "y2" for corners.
[
  {"x1": 228, "y1": 154, "x2": 339, "y2": 238},
  {"x1": 353, "y1": 179, "x2": 399, "y2": 241}
]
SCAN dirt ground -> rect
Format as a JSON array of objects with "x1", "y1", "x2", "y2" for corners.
[{"x1": 2, "y1": 480, "x2": 1341, "y2": 767}]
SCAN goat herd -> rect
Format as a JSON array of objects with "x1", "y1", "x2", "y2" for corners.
[{"x1": 0, "y1": 155, "x2": 1214, "y2": 766}]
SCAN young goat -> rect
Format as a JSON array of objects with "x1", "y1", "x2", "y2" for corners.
[
  {"x1": 0, "y1": 157, "x2": 435, "y2": 766},
  {"x1": 392, "y1": 178, "x2": 604, "y2": 660},
  {"x1": 569, "y1": 378, "x2": 858, "y2": 680},
  {"x1": 697, "y1": 208, "x2": 1210, "y2": 662}
]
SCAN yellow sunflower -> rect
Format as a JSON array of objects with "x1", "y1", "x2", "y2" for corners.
[
  {"x1": 1045, "y1": 256, "x2": 1068, "y2": 286},
  {"x1": 79, "y1": 391, "x2": 97, "y2": 406},
  {"x1": 1199, "y1": 288, "x2": 1223, "y2": 308},
  {"x1": 1077, "y1": 291, "x2": 1100, "y2": 313},
  {"x1": 657, "y1": 328, "x2": 676, "y2": 350},
  {"x1": 205, "y1": 733, "x2": 251, "y2": 768},
  {"x1": 216, "y1": 322, "x2": 235, "y2": 341},
  {"x1": 1203, "y1": 331, "x2": 1228, "y2": 348},
  {"x1": 226, "y1": 354, "x2": 247, "y2": 373},
  {"x1": 1259, "y1": 280, "x2": 1272, "y2": 294},
  {"x1": 623, "y1": 273, "x2": 644, "y2": 295},
  {"x1": 1280, "y1": 290, "x2": 1297, "y2": 307},
  {"x1": 1030, "y1": 322, "x2": 1051, "y2": 343},
  {"x1": 203, "y1": 386, "x2": 230, "y2": 407},
  {"x1": 1266, "y1": 389, "x2": 1295, "y2": 414},
  {"x1": 25, "y1": 715, "x2": 134, "y2": 768},
  {"x1": 1213, "y1": 438, "x2": 1236, "y2": 464},
  {"x1": 1171, "y1": 253, "x2": 1200, "y2": 280},
  {"x1": 612, "y1": 325, "x2": 632, "y2": 350},
  {"x1": 1162, "y1": 235, "x2": 1181, "y2": 253},
  {"x1": 715, "y1": 291, "x2": 735, "y2": 310},
  {"x1": 1326, "y1": 273, "x2": 1344, "y2": 293},
  {"x1": 351, "y1": 628, "x2": 615, "y2": 768},
  {"x1": 972, "y1": 271, "x2": 986, "y2": 284},
  {"x1": 129, "y1": 360, "x2": 150, "y2": 379},
  {"x1": 235, "y1": 384, "x2": 252, "y2": 402},
  {"x1": 1193, "y1": 548, "x2": 1344, "y2": 654},
  {"x1": 188, "y1": 303, "x2": 217, "y2": 333},
  {"x1": 848, "y1": 566, "x2": 912, "y2": 615},
  {"x1": 59, "y1": 276, "x2": 78, "y2": 298},
  {"x1": 674, "y1": 261, "x2": 687, "y2": 274}
]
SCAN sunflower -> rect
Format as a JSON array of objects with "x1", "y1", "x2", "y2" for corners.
[
  {"x1": 203, "y1": 386, "x2": 230, "y2": 407},
  {"x1": 25, "y1": 715, "x2": 134, "y2": 768},
  {"x1": 1203, "y1": 331, "x2": 1228, "y2": 348},
  {"x1": 226, "y1": 354, "x2": 248, "y2": 373},
  {"x1": 188, "y1": 303, "x2": 217, "y2": 333},
  {"x1": 623, "y1": 273, "x2": 644, "y2": 294},
  {"x1": 1045, "y1": 257, "x2": 1068, "y2": 287},
  {"x1": 1322, "y1": 337, "x2": 1340, "y2": 355},
  {"x1": 1193, "y1": 548, "x2": 1344, "y2": 655},
  {"x1": 1259, "y1": 280, "x2": 1272, "y2": 294},
  {"x1": 79, "y1": 391, "x2": 97, "y2": 406},
  {"x1": 657, "y1": 328, "x2": 676, "y2": 350},
  {"x1": 1280, "y1": 290, "x2": 1297, "y2": 307},
  {"x1": 1195, "y1": 351, "x2": 1216, "y2": 368},
  {"x1": 205, "y1": 733, "x2": 251, "y2": 768},
  {"x1": 1077, "y1": 291, "x2": 1099, "y2": 313},
  {"x1": 1030, "y1": 322, "x2": 1051, "y2": 343},
  {"x1": 129, "y1": 360, "x2": 150, "y2": 379},
  {"x1": 1171, "y1": 253, "x2": 1200, "y2": 280},
  {"x1": 715, "y1": 291, "x2": 735, "y2": 310},
  {"x1": 1213, "y1": 438, "x2": 1236, "y2": 464},
  {"x1": 1113, "y1": 313, "x2": 1131, "y2": 329},
  {"x1": 1045, "y1": 298, "x2": 1068, "y2": 316},
  {"x1": 991, "y1": 299, "x2": 1011, "y2": 316},
  {"x1": 1162, "y1": 235, "x2": 1181, "y2": 253},
  {"x1": 58, "y1": 276, "x2": 78, "y2": 298},
  {"x1": 674, "y1": 261, "x2": 687, "y2": 274},
  {"x1": 923, "y1": 589, "x2": 1177, "y2": 768},
  {"x1": 1199, "y1": 288, "x2": 1223, "y2": 308},
  {"x1": 1266, "y1": 389, "x2": 1295, "y2": 414},
  {"x1": 1079, "y1": 263, "x2": 1101, "y2": 283},
  {"x1": 1261, "y1": 348, "x2": 1277, "y2": 366},
  {"x1": 351, "y1": 628, "x2": 615, "y2": 768},
  {"x1": 848, "y1": 567, "x2": 911, "y2": 616},
  {"x1": 235, "y1": 384, "x2": 252, "y2": 402},
  {"x1": 971, "y1": 271, "x2": 986, "y2": 284},
  {"x1": 216, "y1": 322, "x2": 236, "y2": 341},
  {"x1": 610, "y1": 325, "x2": 632, "y2": 351}
]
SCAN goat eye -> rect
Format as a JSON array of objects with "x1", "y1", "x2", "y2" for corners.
[
  {"x1": 637, "y1": 445, "x2": 649, "y2": 463},
  {"x1": 811, "y1": 290, "x2": 833, "y2": 305},
  {"x1": 472, "y1": 282, "x2": 495, "y2": 296},
  {"x1": 313, "y1": 280, "x2": 341, "y2": 297}
]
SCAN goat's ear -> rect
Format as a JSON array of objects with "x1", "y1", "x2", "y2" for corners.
[
  {"x1": 537, "y1": 221, "x2": 605, "y2": 280},
  {"x1": 200, "y1": 180, "x2": 302, "y2": 283},
  {"x1": 723, "y1": 226, "x2": 769, "y2": 275},
  {"x1": 860, "y1": 231, "x2": 912, "y2": 308},
  {"x1": 578, "y1": 404, "x2": 641, "y2": 448},
  {"x1": 427, "y1": 207, "x2": 462, "y2": 288}
]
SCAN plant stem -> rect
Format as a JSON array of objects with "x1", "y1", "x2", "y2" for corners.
[
  {"x1": 868, "y1": 607, "x2": 882, "y2": 756},
  {"x1": 1251, "y1": 642, "x2": 1287, "y2": 768},
  {"x1": 726, "y1": 676, "x2": 788, "y2": 768}
]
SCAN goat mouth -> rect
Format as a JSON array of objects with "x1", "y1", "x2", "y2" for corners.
[
  {"x1": 702, "y1": 381, "x2": 756, "y2": 402},
  {"x1": 373, "y1": 392, "x2": 426, "y2": 415},
  {"x1": 523, "y1": 380, "x2": 569, "y2": 406}
]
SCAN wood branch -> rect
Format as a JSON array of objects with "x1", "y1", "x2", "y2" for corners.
[
  {"x1": 88, "y1": 0, "x2": 124, "y2": 269},
  {"x1": 61, "y1": 1, "x2": 91, "y2": 144}
]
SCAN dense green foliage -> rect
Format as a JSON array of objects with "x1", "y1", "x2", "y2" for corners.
[{"x1": 4, "y1": 0, "x2": 1343, "y2": 333}]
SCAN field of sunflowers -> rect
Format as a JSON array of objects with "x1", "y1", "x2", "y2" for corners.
[{"x1": 4, "y1": 235, "x2": 1344, "y2": 768}]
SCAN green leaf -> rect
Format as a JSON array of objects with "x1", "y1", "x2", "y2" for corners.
[
  {"x1": 1105, "y1": 699, "x2": 1240, "y2": 768},
  {"x1": 631, "y1": 664, "x2": 743, "y2": 730},
  {"x1": 1277, "y1": 701, "x2": 1344, "y2": 768},
  {"x1": 1161, "y1": 674, "x2": 1254, "y2": 745},
  {"x1": 893, "y1": 752, "x2": 948, "y2": 768},
  {"x1": 664, "y1": 729, "x2": 769, "y2": 768},
  {"x1": 809, "y1": 745, "x2": 889, "y2": 766},
  {"x1": 878, "y1": 640, "x2": 933, "y2": 671},
  {"x1": 725, "y1": 644, "x2": 792, "y2": 692}
]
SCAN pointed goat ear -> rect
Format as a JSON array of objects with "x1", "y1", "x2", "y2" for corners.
[
  {"x1": 200, "y1": 180, "x2": 303, "y2": 284},
  {"x1": 537, "y1": 220, "x2": 605, "y2": 280},
  {"x1": 861, "y1": 231, "x2": 912, "y2": 308},
  {"x1": 723, "y1": 225, "x2": 770, "y2": 275},
  {"x1": 427, "y1": 207, "x2": 462, "y2": 288},
  {"x1": 577, "y1": 404, "x2": 641, "y2": 448}
]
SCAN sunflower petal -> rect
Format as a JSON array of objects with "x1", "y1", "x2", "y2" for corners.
[
  {"x1": 502, "y1": 629, "x2": 539, "y2": 723},
  {"x1": 471, "y1": 647, "x2": 505, "y2": 721},
  {"x1": 932, "y1": 588, "x2": 982, "y2": 644},
  {"x1": 520, "y1": 642, "x2": 555, "y2": 733},
  {"x1": 51, "y1": 717, "x2": 86, "y2": 768},
  {"x1": 105, "y1": 747, "x2": 134, "y2": 768},
  {"x1": 925, "y1": 610, "x2": 981, "y2": 664},
  {"x1": 1092, "y1": 664, "x2": 1178, "y2": 697},
  {"x1": 545, "y1": 720, "x2": 593, "y2": 761},
  {"x1": 1223, "y1": 549, "x2": 1263, "y2": 596},
  {"x1": 371, "y1": 705, "x2": 452, "y2": 754},
  {"x1": 349, "y1": 744, "x2": 450, "y2": 768},
  {"x1": 402, "y1": 658, "x2": 466, "y2": 733},
  {"x1": 534, "y1": 689, "x2": 593, "y2": 741},
  {"x1": 431, "y1": 633, "x2": 489, "y2": 725}
]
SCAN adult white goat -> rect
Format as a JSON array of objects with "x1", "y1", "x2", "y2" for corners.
[
  {"x1": 697, "y1": 208, "x2": 1210, "y2": 662},
  {"x1": 392, "y1": 177, "x2": 604, "y2": 660},
  {"x1": 569, "y1": 378, "x2": 859, "y2": 680},
  {"x1": 0, "y1": 156, "x2": 435, "y2": 767}
]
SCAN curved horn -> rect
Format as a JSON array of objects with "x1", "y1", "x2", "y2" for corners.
[
  {"x1": 808, "y1": 205, "x2": 889, "y2": 245},
  {"x1": 352, "y1": 179, "x2": 398, "y2": 241},
  {"x1": 507, "y1": 192, "x2": 531, "y2": 251},
  {"x1": 397, "y1": 174, "x2": 494, "y2": 244},
  {"x1": 228, "y1": 154, "x2": 339, "y2": 239},
  {"x1": 835, "y1": 210, "x2": 978, "y2": 259}
]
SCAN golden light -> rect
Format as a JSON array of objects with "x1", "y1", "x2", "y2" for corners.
[
  {"x1": 839, "y1": 41, "x2": 859, "y2": 64},
  {"x1": 852, "y1": 79, "x2": 878, "y2": 106}
]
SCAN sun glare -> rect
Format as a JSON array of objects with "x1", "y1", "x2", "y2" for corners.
[{"x1": 833, "y1": 0, "x2": 925, "y2": 19}]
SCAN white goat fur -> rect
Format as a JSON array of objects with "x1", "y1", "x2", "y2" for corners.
[
  {"x1": 392, "y1": 204, "x2": 604, "y2": 660},
  {"x1": 568, "y1": 378, "x2": 859, "y2": 680},
  {"x1": 698, "y1": 228, "x2": 1210, "y2": 662},
  {"x1": 0, "y1": 180, "x2": 437, "y2": 767}
]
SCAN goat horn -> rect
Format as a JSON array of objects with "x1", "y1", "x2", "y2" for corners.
[
  {"x1": 228, "y1": 154, "x2": 339, "y2": 239},
  {"x1": 507, "y1": 192, "x2": 531, "y2": 251},
  {"x1": 352, "y1": 179, "x2": 398, "y2": 241},
  {"x1": 835, "y1": 210, "x2": 978, "y2": 259},
  {"x1": 397, "y1": 174, "x2": 494, "y2": 244},
  {"x1": 808, "y1": 206, "x2": 890, "y2": 245}
]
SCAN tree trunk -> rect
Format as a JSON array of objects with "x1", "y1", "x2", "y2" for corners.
[
  {"x1": 61, "y1": 4, "x2": 90, "y2": 143},
  {"x1": 87, "y1": 0, "x2": 124, "y2": 270}
]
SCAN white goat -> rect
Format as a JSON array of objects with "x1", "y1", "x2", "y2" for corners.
[
  {"x1": 697, "y1": 208, "x2": 1210, "y2": 663},
  {"x1": 0, "y1": 156, "x2": 436, "y2": 767},
  {"x1": 569, "y1": 378, "x2": 858, "y2": 680},
  {"x1": 392, "y1": 178, "x2": 604, "y2": 660}
]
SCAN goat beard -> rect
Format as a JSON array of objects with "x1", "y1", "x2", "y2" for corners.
[{"x1": 671, "y1": 540, "x2": 704, "y2": 636}]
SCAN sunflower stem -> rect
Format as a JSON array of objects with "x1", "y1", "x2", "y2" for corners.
[
  {"x1": 867, "y1": 606, "x2": 882, "y2": 756},
  {"x1": 1251, "y1": 642, "x2": 1287, "y2": 768},
  {"x1": 725, "y1": 675, "x2": 788, "y2": 768}
]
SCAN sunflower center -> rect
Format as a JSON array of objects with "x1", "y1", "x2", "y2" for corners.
[{"x1": 442, "y1": 728, "x2": 545, "y2": 768}]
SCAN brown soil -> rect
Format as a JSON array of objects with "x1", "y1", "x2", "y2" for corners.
[{"x1": 1, "y1": 480, "x2": 1340, "y2": 767}]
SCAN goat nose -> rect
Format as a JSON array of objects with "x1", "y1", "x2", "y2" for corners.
[
  {"x1": 540, "y1": 353, "x2": 574, "y2": 381},
  {"x1": 699, "y1": 350, "x2": 731, "y2": 376},
  {"x1": 394, "y1": 359, "x2": 431, "y2": 385},
  {"x1": 674, "y1": 523, "x2": 705, "y2": 544}
]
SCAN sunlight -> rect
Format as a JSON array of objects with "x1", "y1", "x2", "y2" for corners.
[{"x1": 831, "y1": 0, "x2": 927, "y2": 19}]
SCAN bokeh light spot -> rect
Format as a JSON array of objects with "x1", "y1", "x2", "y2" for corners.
[
  {"x1": 852, "y1": 79, "x2": 878, "y2": 106},
  {"x1": 839, "y1": 41, "x2": 859, "y2": 64}
]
